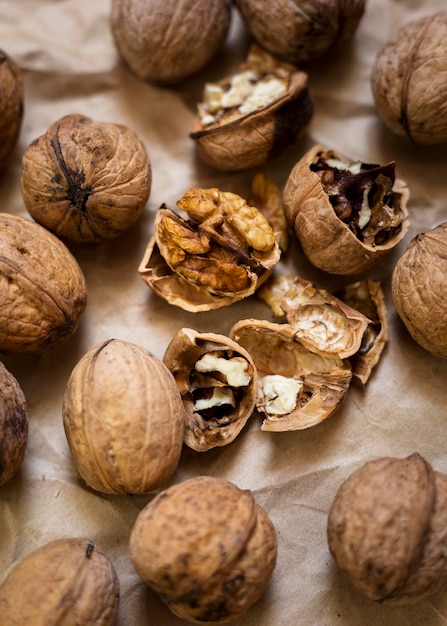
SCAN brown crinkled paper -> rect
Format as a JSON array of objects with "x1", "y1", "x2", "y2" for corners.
[{"x1": 1, "y1": 1, "x2": 447, "y2": 624}]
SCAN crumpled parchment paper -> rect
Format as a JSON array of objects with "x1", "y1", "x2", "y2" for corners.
[{"x1": 1, "y1": 1, "x2": 447, "y2": 624}]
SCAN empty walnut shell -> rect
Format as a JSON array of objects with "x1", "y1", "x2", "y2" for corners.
[
  {"x1": 0, "y1": 213, "x2": 87, "y2": 355},
  {"x1": 21, "y1": 113, "x2": 151, "y2": 244},
  {"x1": 62, "y1": 338, "x2": 185, "y2": 495},
  {"x1": 163, "y1": 328, "x2": 257, "y2": 451},
  {"x1": 371, "y1": 11, "x2": 447, "y2": 145},
  {"x1": 230, "y1": 317, "x2": 352, "y2": 431},
  {"x1": 283, "y1": 145, "x2": 410, "y2": 275},
  {"x1": 327, "y1": 453, "x2": 447, "y2": 605},
  {"x1": 392, "y1": 222, "x2": 447, "y2": 358},
  {"x1": 111, "y1": 0, "x2": 232, "y2": 84},
  {"x1": 190, "y1": 44, "x2": 313, "y2": 172},
  {"x1": 129, "y1": 475, "x2": 277, "y2": 623},
  {"x1": 0, "y1": 50, "x2": 23, "y2": 170},
  {"x1": 234, "y1": 0, "x2": 366, "y2": 64},
  {"x1": 0, "y1": 362, "x2": 28, "y2": 487},
  {"x1": 138, "y1": 183, "x2": 281, "y2": 311},
  {"x1": 0, "y1": 538, "x2": 119, "y2": 624}
]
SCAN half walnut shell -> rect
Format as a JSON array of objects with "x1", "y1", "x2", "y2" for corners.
[
  {"x1": 190, "y1": 44, "x2": 313, "y2": 171},
  {"x1": 163, "y1": 328, "x2": 257, "y2": 451},
  {"x1": 283, "y1": 145, "x2": 410, "y2": 275}
]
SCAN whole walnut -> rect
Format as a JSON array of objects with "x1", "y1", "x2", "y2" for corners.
[
  {"x1": 234, "y1": 0, "x2": 366, "y2": 64},
  {"x1": 0, "y1": 362, "x2": 28, "y2": 487},
  {"x1": 62, "y1": 338, "x2": 185, "y2": 495},
  {"x1": 0, "y1": 538, "x2": 120, "y2": 624},
  {"x1": 0, "y1": 213, "x2": 87, "y2": 355},
  {"x1": 21, "y1": 114, "x2": 151, "y2": 244},
  {"x1": 327, "y1": 453, "x2": 447, "y2": 605},
  {"x1": 0, "y1": 50, "x2": 23, "y2": 170},
  {"x1": 129, "y1": 475, "x2": 277, "y2": 623},
  {"x1": 371, "y1": 11, "x2": 447, "y2": 144},
  {"x1": 111, "y1": 0, "x2": 232, "y2": 84},
  {"x1": 392, "y1": 222, "x2": 447, "y2": 358}
]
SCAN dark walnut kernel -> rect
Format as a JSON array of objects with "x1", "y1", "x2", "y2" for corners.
[
  {"x1": 0, "y1": 362, "x2": 28, "y2": 486},
  {"x1": 21, "y1": 113, "x2": 151, "y2": 244},
  {"x1": 0, "y1": 50, "x2": 23, "y2": 170}
]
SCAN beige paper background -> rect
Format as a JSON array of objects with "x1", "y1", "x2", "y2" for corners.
[{"x1": 1, "y1": 1, "x2": 447, "y2": 624}]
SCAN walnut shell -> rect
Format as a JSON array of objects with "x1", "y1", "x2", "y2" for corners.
[
  {"x1": 129, "y1": 475, "x2": 277, "y2": 623},
  {"x1": 0, "y1": 362, "x2": 28, "y2": 486},
  {"x1": 392, "y1": 222, "x2": 447, "y2": 358},
  {"x1": 163, "y1": 328, "x2": 257, "y2": 451},
  {"x1": 0, "y1": 538, "x2": 119, "y2": 624},
  {"x1": 230, "y1": 317, "x2": 352, "y2": 431},
  {"x1": 0, "y1": 50, "x2": 23, "y2": 170},
  {"x1": 234, "y1": 0, "x2": 366, "y2": 64},
  {"x1": 371, "y1": 11, "x2": 447, "y2": 145},
  {"x1": 21, "y1": 113, "x2": 151, "y2": 244},
  {"x1": 62, "y1": 338, "x2": 185, "y2": 495},
  {"x1": 190, "y1": 45, "x2": 313, "y2": 172},
  {"x1": 0, "y1": 213, "x2": 87, "y2": 355},
  {"x1": 327, "y1": 453, "x2": 447, "y2": 604},
  {"x1": 283, "y1": 145, "x2": 410, "y2": 275},
  {"x1": 111, "y1": 0, "x2": 232, "y2": 84}
]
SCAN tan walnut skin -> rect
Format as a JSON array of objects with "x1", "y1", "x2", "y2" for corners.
[
  {"x1": 0, "y1": 49, "x2": 23, "y2": 170},
  {"x1": 62, "y1": 338, "x2": 185, "y2": 495},
  {"x1": 129, "y1": 475, "x2": 277, "y2": 624},
  {"x1": 0, "y1": 361, "x2": 28, "y2": 486},
  {"x1": 371, "y1": 11, "x2": 447, "y2": 145},
  {"x1": 234, "y1": 0, "x2": 366, "y2": 64},
  {"x1": 0, "y1": 213, "x2": 87, "y2": 355},
  {"x1": 0, "y1": 538, "x2": 120, "y2": 625},
  {"x1": 392, "y1": 222, "x2": 447, "y2": 358},
  {"x1": 327, "y1": 453, "x2": 447, "y2": 604},
  {"x1": 283, "y1": 145, "x2": 410, "y2": 275},
  {"x1": 111, "y1": 0, "x2": 231, "y2": 84},
  {"x1": 21, "y1": 113, "x2": 151, "y2": 244}
]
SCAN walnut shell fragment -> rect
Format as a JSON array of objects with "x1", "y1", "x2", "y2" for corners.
[
  {"x1": 371, "y1": 11, "x2": 447, "y2": 145},
  {"x1": 62, "y1": 338, "x2": 185, "y2": 495},
  {"x1": 21, "y1": 113, "x2": 151, "y2": 244},
  {"x1": 111, "y1": 0, "x2": 232, "y2": 84},
  {"x1": 163, "y1": 328, "x2": 257, "y2": 451},
  {"x1": 283, "y1": 145, "x2": 410, "y2": 275},
  {"x1": 138, "y1": 181, "x2": 281, "y2": 311},
  {"x1": 230, "y1": 317, "x2": 352, "y2": 431},
  {"x1": 234, "y1": 0, "x2": 366, "y2": 64},
  {"x1": 0, "y1": 50, "x2": 24, "y2": 170},
  {"x1": 327, "y1": 453, "x2": 447, "y2": 605},
  {"x1": 0, "y1": 362, "x2": 28, "y2": 486},
  {"x1": 392, "y1": 222, "x2": 447, "y2": 358},
  {"x1": 190, "y1": 44, "x2": 313, "y2": 171},
  {"x1": 0, "y1": 537, "x2": 120, "y2": 624},
  {"x1": 0, "y1": 213, "x2": 87, "y2": 355},
  {"x1": 130, "y1": 475, "x2": 277, "y2": 623}
]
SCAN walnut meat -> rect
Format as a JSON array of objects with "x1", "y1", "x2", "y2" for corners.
[
  {"x1": 0, "y1": 538, "x2": 119, "y2": 624},
  {"x1": 234, "y1": 0, "x2": 366, "y2": 64},
  {"x1": 0, "y1": 213, "x2": 87, "y2": 355},
  {"x1": 138, "y1": 182, "x2": 281, "y2": 311},
  {"x1": 129, "y1": 475, "x2": 277, "y2": 623},
  {"x1": 111, "y1": 0, "x2": 231, "y2": 84},
  {"x1": 190, "y1": 45, "x2": 313, "y2": 171},
  {"x1": 0, "y1": 362, "x2": 28, "y2": 486},
  {"x1": 283, "y1": 145, "x2": 410, "y2": 275},
  {"x1": 371, "y1": 11, "x2": 447, "y2": 145},
  {"x1": 392, "y1": 222, "x2": 447, "y2": 358},
  {"x1": 327, "y1": 453, "x2": 447, "y2": 604},
  {"x1": 163, "y1": 328, "x2": 257, "y2": 451},
  {"x1": 62, "y1": 338, "x2": 185, "y2": 495},
  {"x1": 0, "y1": 50, "x2": 23, "y2": 170},
  {"x1": 21, "y1": 114, "x2": 151, "y2": 244}
]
